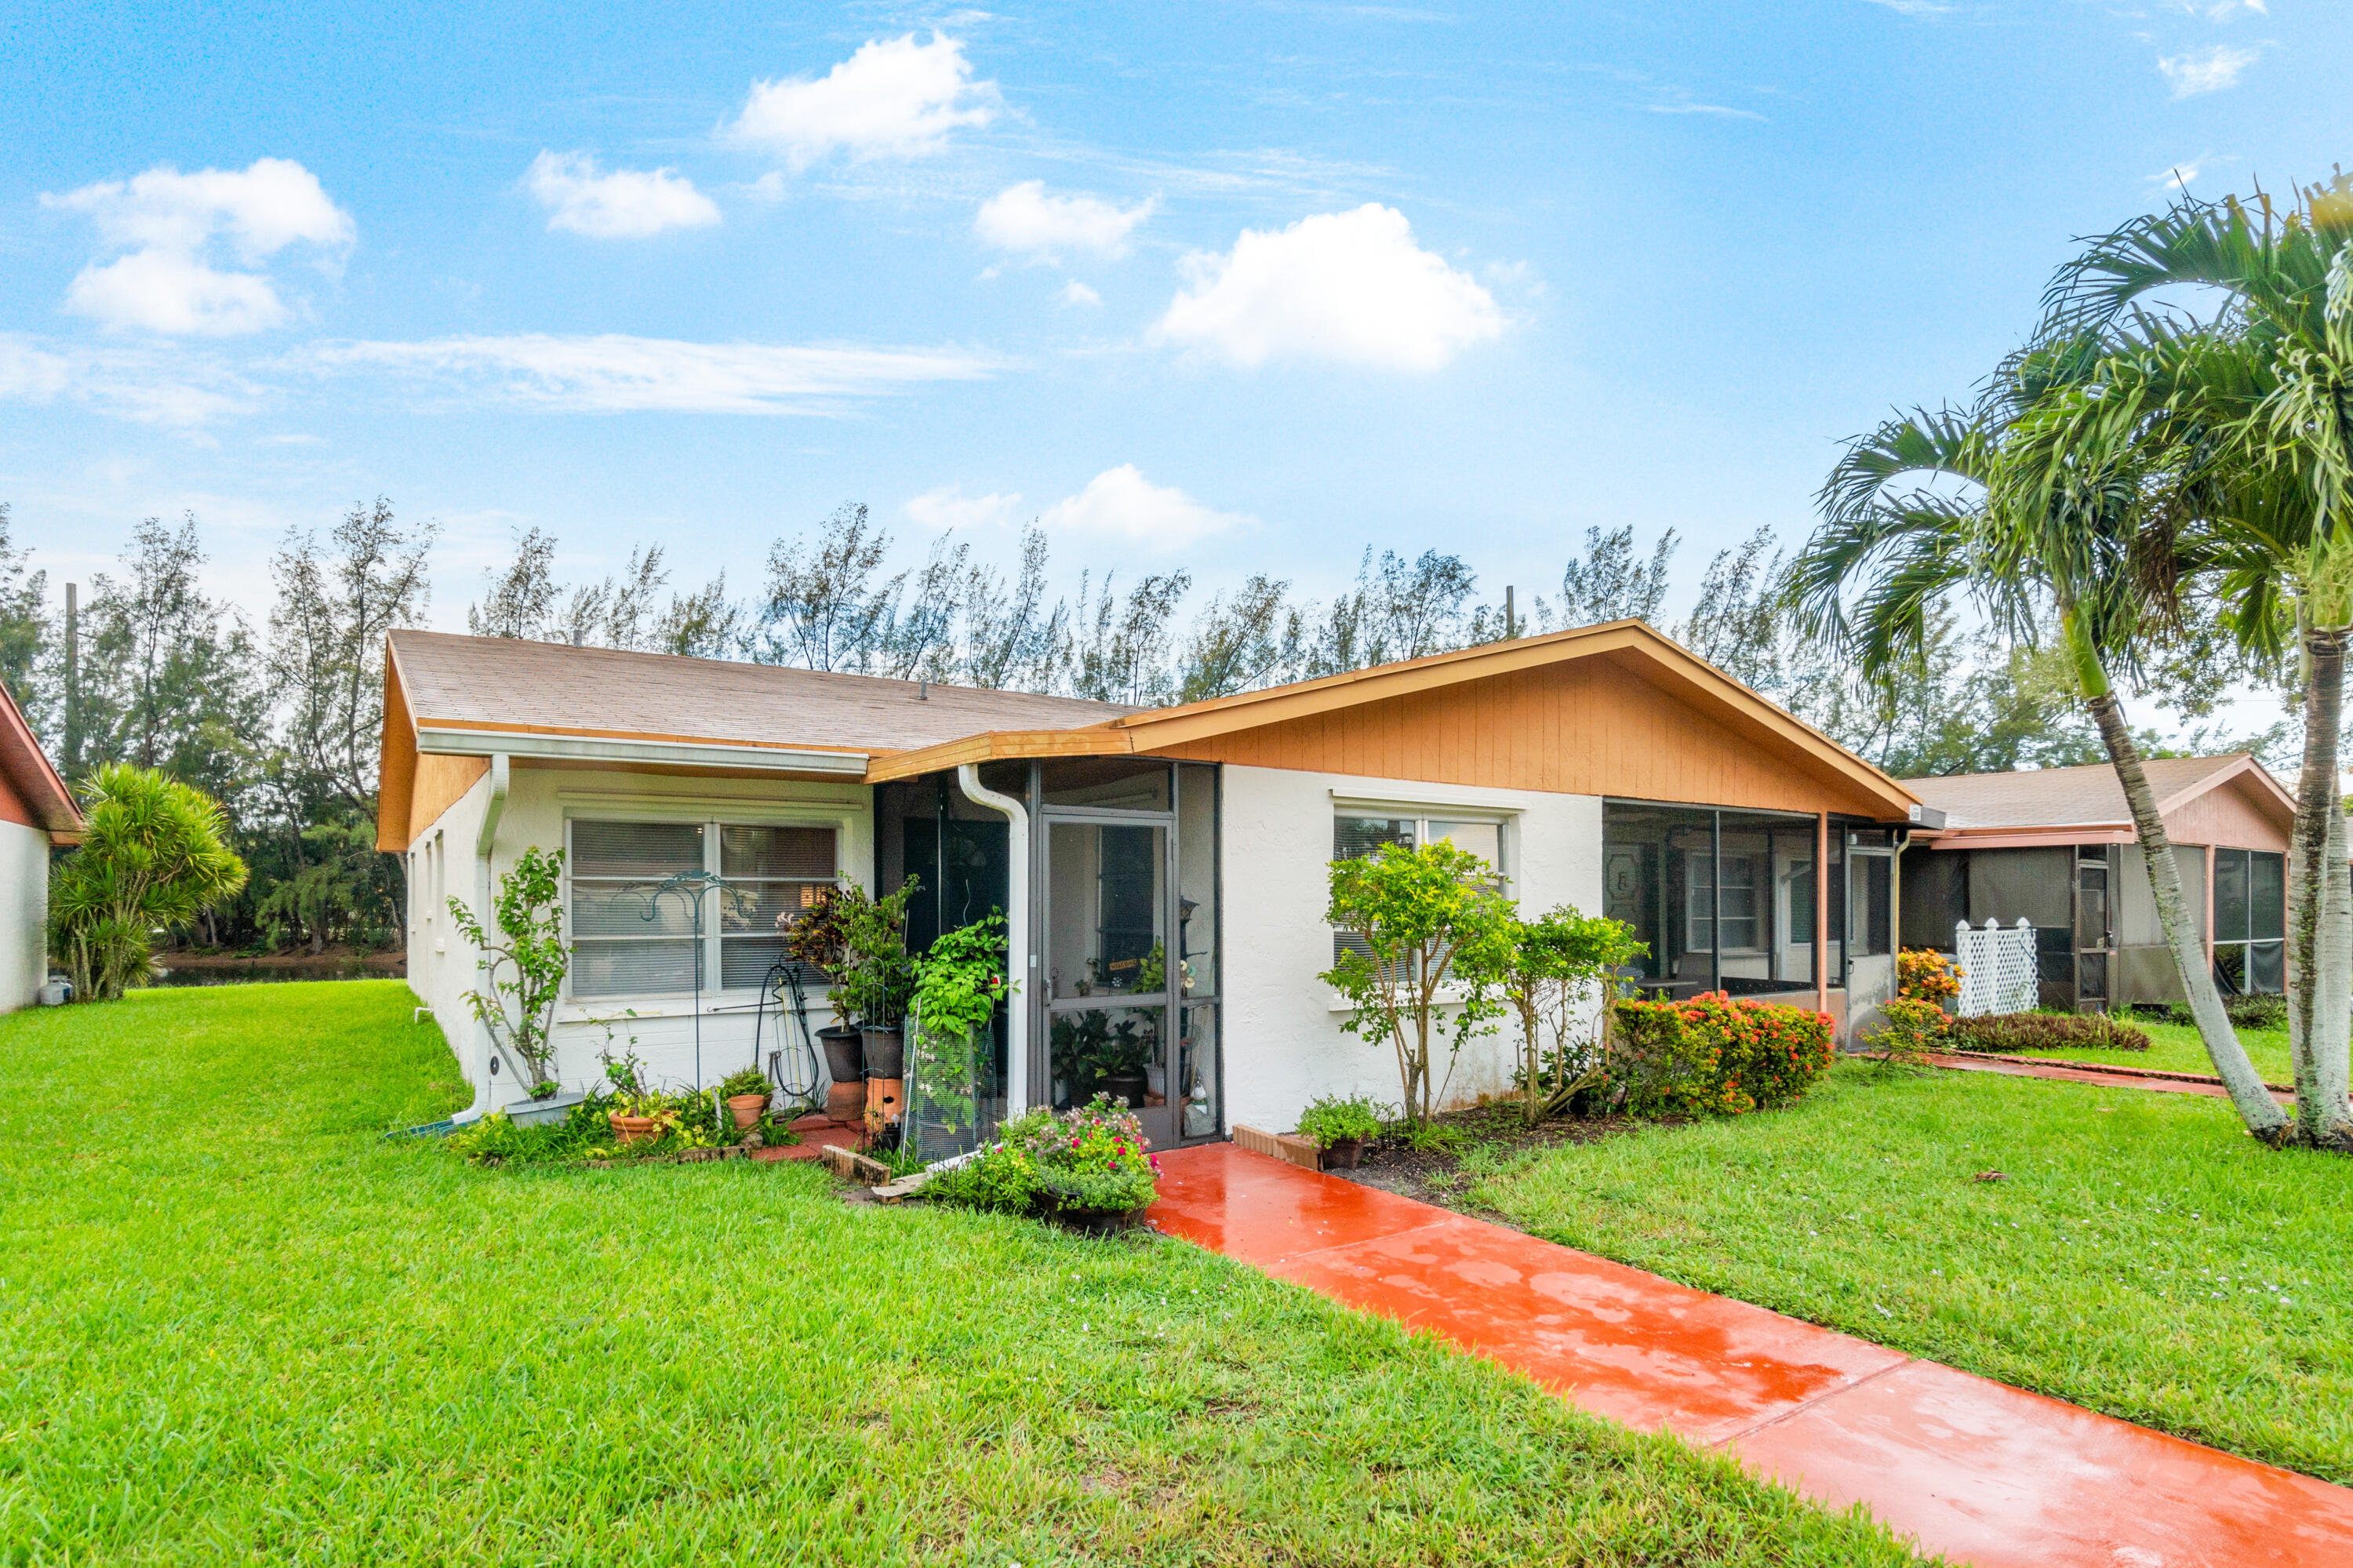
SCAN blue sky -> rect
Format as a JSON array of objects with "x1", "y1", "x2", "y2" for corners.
[{"x1": 2, "y1": 0, "x2": 2343, "y2": 662}]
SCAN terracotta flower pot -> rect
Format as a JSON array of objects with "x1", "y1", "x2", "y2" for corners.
[
  {"x1": 726, "y1": 1093, "x2": 771, "y2": 1131},
  {"x1": 608, "y1": 1111, "x2": 660, "y2": 1146},
  {"x1": 824, "y1": 1079, "x2": 867, "y2": 1123},
  {"x1": 1320, "y1": 1137, "x2": 1364, "y2": 1171}
]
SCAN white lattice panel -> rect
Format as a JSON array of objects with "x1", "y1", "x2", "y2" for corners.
[{"x1": 1955, "y1": 919, "x2": 2037, "y2": 1017}]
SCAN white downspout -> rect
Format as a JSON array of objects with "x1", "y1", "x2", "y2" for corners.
[
  {"x1": 957, "y1": 764, "x2": 1031, "y2": 1119},
  {"x1": 454, "y1": 753, "x2": 511, "y2": 1125}
]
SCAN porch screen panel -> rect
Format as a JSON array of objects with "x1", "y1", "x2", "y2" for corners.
[
  {"x1": 2212, "y1": 848, "x2": 2286, "y2": 995},
  {"x1": 719, "y1": 825, "x2": 836, "y2": 988},
  {"x1": 570, "y1": 820, "x2": 704, "y2": 997},
  {"x1": 1177, "y1": 765, "x2": 1218, "y2": 999}
]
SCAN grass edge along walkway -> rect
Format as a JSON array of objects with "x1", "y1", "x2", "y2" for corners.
[{"x1": 0, "y1": 980, "x2": 1926, "y2": 1568}]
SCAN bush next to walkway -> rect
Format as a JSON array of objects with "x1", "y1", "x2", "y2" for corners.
[
  {"x1": 1950, "y1": 1011, "x2": 2151, "y2": 1054},
  {"x1": 1609, "y1": 992, "x2": 1837, "y2": 1116}
]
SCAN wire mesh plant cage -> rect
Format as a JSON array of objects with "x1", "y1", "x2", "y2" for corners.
[{"x1": 903, "y1": 1002, "x2": 1003, "y2": 1165}]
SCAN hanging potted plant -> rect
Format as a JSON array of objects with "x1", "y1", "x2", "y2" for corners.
[
  {"x1": 718, "y1": 1066, "x2": 773, "y2": 1131},
  {"x1": 1295, "y1": 1093, "x2": 1384, "y2": 1170}
]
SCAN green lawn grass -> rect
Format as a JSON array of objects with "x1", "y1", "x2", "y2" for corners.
[
  {"x1": 1475, "y1": 1061, "x2": 2353, "y2": 1484},
  {"x1": 2013, "y1": 1018, "x2": 2294, "y2": 1085},
  {"x1": 0, "y1": 983, "x2": 1923, "y2": 1566}
]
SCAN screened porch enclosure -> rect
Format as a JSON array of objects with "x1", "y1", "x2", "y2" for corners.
[
  {"x1": 875, "y1": 757, "x2": 1224, "y2": 1154},
  {"x1": 1601, "y1": 801, "x2": 1853, "y2": 1002}
]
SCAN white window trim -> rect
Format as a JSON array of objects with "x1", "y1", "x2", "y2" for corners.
[{"x1": 561, "y1": 809, "x2": 854, "y2": 1008}]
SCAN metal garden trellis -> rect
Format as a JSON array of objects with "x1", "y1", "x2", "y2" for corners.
[{"x1": 624, "y1": 868, "x2": 740, "y2": 1101}]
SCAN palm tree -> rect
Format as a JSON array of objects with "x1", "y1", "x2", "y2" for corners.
[
  {"x1": 2026, "y1": 174, "x2": 2353, "y2": 1147},
  {"x1": 1791, "y1": 344, "x2": 2297, "y2": 1141},
  {"x1": 49, "y1": 763, "x2": 249, "y2": 1001}
]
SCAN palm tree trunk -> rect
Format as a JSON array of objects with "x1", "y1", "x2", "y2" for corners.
[
  {"x1": 2067, "y1": 614, "x2": 2292, "y2": 1140},
  {"x1": 2286, "y1": 624, "x2": 2353, "y2": 1144}
]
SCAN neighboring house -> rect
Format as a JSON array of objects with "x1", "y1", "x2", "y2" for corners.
[
  {"x1": 1899, "y1": 755, "x2": 2293, "y2": 1012},
  {"x1": 376, "y1": 621, "x2": 1925, "y2": 1141},
  {"x1": 0, "y1": 678, "x2": 81, "y2": 1010}
]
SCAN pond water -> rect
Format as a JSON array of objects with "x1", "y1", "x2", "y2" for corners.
[{"x1": 153, "y1": 961, "x2": 406, "y2": 988}]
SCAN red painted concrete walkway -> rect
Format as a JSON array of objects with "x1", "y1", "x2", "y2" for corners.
[
  {"x1": 1147, "y1": 1143, "x2": 2353, "y2": 1567},
  {"x1": 1926, "y1": 1051, "x2": 2297, "y2": 1104}
]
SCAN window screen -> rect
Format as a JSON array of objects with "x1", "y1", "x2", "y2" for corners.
[
  {"x1": 718, "y1": 825, "x2": 836, "y2": 988},
  {"x1": 569, "y1": 820, "x2": 704, "y2": 998}
]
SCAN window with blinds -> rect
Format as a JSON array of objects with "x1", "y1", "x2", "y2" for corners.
[
  {"x1": 718, "y1": 824, "x2": 838, "y2": 987},
  {"x1": 1329, "y1": 811, "x2": 1507, "y2": 974},
  {"x1": 566, "y1": 819, "x2": 841, "y2": 999}
]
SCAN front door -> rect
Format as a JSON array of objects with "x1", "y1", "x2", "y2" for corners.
[
  {"x1": 1846, "y1": 843, "x2": 1897, "y2": 1039},
  {"x1": 1039, "y1": 813, "x2": 1179, "y2": 1149}
]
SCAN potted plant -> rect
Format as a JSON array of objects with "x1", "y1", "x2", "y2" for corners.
[
  {"x1": 1295, "y1": 1093, "x2": 1384, "y2": 1170},
  {"x1": 923, "y1": 1093, "x2": 1160, "y2": 1232},
  {"x1": 718, "y1": 1066, "x2": 773, "y2": 1130},
  {"x1": 841, "y1": 878, "x2": 921, "y2": 1080},
  {"x1": 907, "y1": 911, "x2": 1014, "y2": 1147},
  {"x1": 601, "y1": 1051, "x2": 671, "y2": 1146},
  {"x1": 786, "y1": 883, "x2": 866, "y2": 1090}
]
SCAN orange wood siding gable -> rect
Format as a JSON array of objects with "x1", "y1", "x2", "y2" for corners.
[{"x1": 1155, "y1": 649, "x2": 1900, "y2": 816}]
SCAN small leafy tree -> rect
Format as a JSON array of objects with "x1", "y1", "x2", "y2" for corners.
[
  {"x1": 1488, "y1": 905, "x2": 1646, "y2": 1125},
  {"x1": 838, "y1": 876, "x2": 920, "y2": 1028},
  {"x1": 447, "y1": 846, "x2": 567, "y2": 1093},
  {"x1": 910, "y1": 910, "x2": 1015, "y2": 1136},
  {"x1": 49, "y1": 763, "x2": 249, "y2": 1000},
  {"x1": 1321, "y1": 840, "x2": 1515, "y2": 1127}
]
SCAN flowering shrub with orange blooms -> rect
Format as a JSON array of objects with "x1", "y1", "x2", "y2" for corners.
[
  {"x1": 1897, "y1": 947, "x2": 1962, "y2": 1004},
  {"x1": 1609, "y1": 992, "x2": 1838, "y2": 1117},
  {"x1": 1867, "y1": 996, "x2": 1952, "y2": 1064}
]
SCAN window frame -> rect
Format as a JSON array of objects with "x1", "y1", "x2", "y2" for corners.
[
  {"x1": 1329, "y1": 807, "x2": 1515, "y2": 976},
  {"x1": 561, "y1": 807, "x2": 849, "y2": 1006}
]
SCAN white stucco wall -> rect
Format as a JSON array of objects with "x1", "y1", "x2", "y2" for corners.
[
  {"x1": 1216, "y1": 763, "x2": 1605, "y2": 1135},
  {"x1": 406, "y1": 762, "x2": 873, "y2": 1110},
  {"x1": 0, "y1": 819, "x2": 49, "y2": 1012}
]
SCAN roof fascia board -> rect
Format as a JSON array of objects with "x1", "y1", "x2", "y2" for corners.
[
  {"x1": 864, "y1": 728, "x2": 1134, "y2": 784},
  {"x1": 1926, "y1": 827, "x2": 2134, "y2": 849},
  {"x1": 418, "y1": 726, "x2": 868, "y2": 776}
]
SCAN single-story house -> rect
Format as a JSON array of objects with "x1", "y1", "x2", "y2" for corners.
[
  {"x1": 378, "y1": 620, "x2": 1926, "y2": 1145},
  {"x1": 0, "y1": 677, "x2": 81, "y2": 1010},
  {"x1": 1898, "y1": 754, "x2": 2293, "y2": 1011}
]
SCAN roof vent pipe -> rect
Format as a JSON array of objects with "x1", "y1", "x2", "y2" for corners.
[{"x1": 956, "y1": 763, "x2": 1029, "y2": 1120}]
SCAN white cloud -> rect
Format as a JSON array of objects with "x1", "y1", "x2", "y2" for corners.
[
  {"x1": 2158, "y1": 44, "x2": 2260, "y2": 97},
  {"x1": 1059, "y1": 279, "x2": 1103, "y2": 307},
  {"x1": 1861, "y1": 0, "x2": 1951, "y2": 15},
  {"x1": 1036, "y1": 465, "x2": 1249, "y2": 548},
  {"x1": 976, "y1": 181, "x2": 1158, "y2": 261},
  {"x1": 42, "y1": 158, "x2": 352, "y2": 336},
  {"x1": 0, "y1": 333, "x2": 257, "y2": 425},
  {"x1": 1644, "y1": 102, "x2": 1768, "y2": 121},
  {"x1": 727, "y1": 33, "x2": 998, "y2": 166},
  {"x1": 2202, "y1": 1, "x2": 2265, "y2": 17},
  {"x1": 525, "y1": 151, "x2": 720, "y2": 238},
  {"x1": 302, "y1": 333, "x2": 1002, "y2": 414},
  {"x1": 1151, "y1": 204, "x2": 1504, "y2": 371},
  {"x1": 906, "y1": 486, "x2": 1025, "y2": 530}
]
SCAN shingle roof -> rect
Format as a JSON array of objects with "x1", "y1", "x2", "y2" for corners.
[
  {"x1": 1902, "y1": 755, "x2": 2257, "y2": 830},
  {"x1": 387, "y1": 630, "x2": 1134, "y2": 755}
]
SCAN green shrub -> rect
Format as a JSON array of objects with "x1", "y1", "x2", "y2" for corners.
[
  {"x1": 1295, "y1": 1093, "x2": 1384, "y2": 1148},
  {"x1": 1864, "y1": 997, "x2": 1951, "y2": 1065},
  {"x1": 1946, "y1": 1011, "x2": 2150, "y2": 1053},
  {"x1": 1607, "y1": 992, "x2": 1838, "y2": 1117}
]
